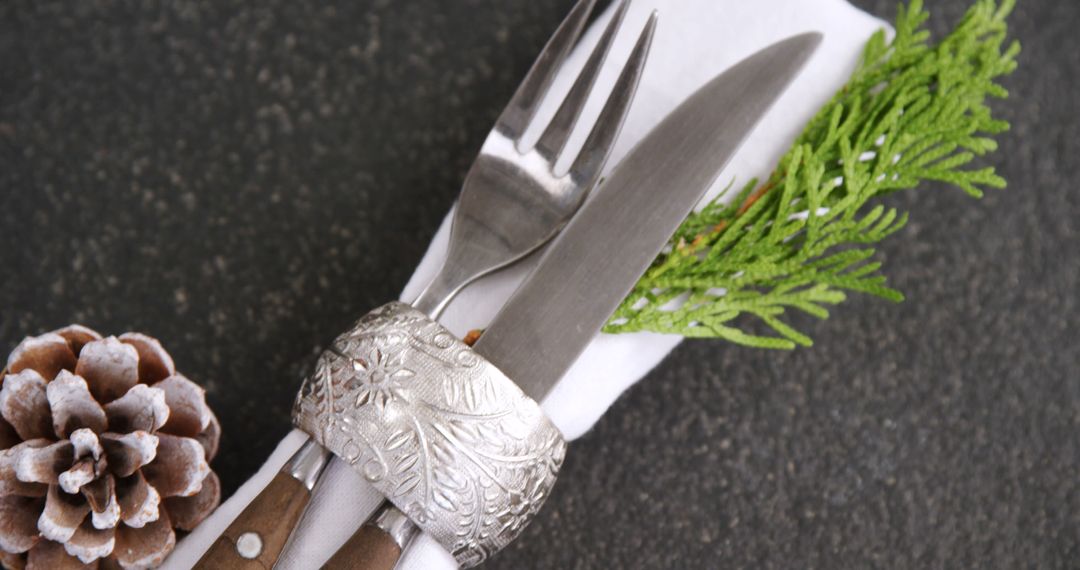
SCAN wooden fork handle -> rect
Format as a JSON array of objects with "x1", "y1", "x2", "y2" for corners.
[{"x1": 195, "y1": 471, "x2": 312, "y2": 569}]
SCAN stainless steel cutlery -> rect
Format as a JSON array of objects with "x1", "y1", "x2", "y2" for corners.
[{"x1": 195, "y1": 1, "x2": 657, "y2": 567}]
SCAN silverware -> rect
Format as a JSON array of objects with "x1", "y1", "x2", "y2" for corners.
[
  {"x1": 315, "y1": 32, "x2": 823, "y2": 569},
  {"x1": 411, "y1": 0, "x2": 646, "y2": 317},
  {"x1": 194, "y1": 1, "x2": 655, "y2": 567}
]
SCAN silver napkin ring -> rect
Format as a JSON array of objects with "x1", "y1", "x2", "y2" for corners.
[{"x1": 292, "y1": 302, "x2": 566, "y2": 566}]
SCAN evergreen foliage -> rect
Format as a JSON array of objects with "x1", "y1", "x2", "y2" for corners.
[{"x1": 605, "y1": 0, "x2": 1019, "y2": 349}]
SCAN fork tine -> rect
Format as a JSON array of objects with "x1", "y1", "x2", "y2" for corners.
[
  {"x1": 534, "y1": 0, "x2": 631, "y2": 162},
  {"x1": 570, "y1": 11, "x2": 657, "y2": 184},
  {"x1": 495, "y1": 0, "x2": 596, "y2": 142}
]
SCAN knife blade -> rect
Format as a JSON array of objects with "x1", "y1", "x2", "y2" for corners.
[
  {"x1": 476, "y1": 31, "x2": 823, "y2": 401},
  {"x1": 322, "y1": 31, "x2": 821, "y2": 569}
]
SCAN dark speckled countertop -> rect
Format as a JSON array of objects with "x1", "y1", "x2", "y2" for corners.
[{"x1": 2, "y1": 0, "x2": 1077, "y2": 568}]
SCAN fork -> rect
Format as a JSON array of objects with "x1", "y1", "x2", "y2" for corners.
[
  {"x1": 193, "y1": 1, "x2": 655, "y2": 567},
  {"x1": 411, "y1": 0, "x2": 652, "y2": 318}
]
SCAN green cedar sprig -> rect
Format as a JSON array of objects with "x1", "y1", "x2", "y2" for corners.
[{"x1": 604, "y1": 0, "x2": 1019, "y2": 349}]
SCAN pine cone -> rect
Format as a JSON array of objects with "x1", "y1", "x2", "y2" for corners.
[{"x1": 0, "y1": 326, "x2": 221, "y2": 569}]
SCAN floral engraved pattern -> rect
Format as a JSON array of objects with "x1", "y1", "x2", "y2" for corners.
[
  {"x1": 293, "y1": 302, "x2": 566, "y2": 567},
  {"x1": 343, "y1": 347, "x2": 415, "y2": 413}
]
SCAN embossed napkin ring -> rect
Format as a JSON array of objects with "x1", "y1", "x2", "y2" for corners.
[{"x1": 293, "y1": 302, "x2": 566, "y2": 566}]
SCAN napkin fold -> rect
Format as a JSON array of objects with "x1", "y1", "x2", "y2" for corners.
[{"x1": 165, "y1": 1, "x2": 888, "y2": 567}]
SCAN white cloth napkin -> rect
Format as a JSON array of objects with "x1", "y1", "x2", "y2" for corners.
[{"x1": 164, "y1": 1, "x2": 887, "y2": 567}]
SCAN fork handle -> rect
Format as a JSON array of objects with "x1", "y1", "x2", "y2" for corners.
[
  {"x1": 196, "y1": 471, "x2": 313, "y2": 569},
  {"x1": 195, "y1": 438, "x2": 330, "y2": 569},
  {"x1": 410, "y1": 260, "x2": 471, "y2": 317},
  {"x1": 323, "y1": 502, "x2": 418, "y2": 570}
]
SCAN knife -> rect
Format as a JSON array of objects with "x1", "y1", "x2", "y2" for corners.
[{"x1": 322, "y1": 31, "x2": 823, "y2": 569}]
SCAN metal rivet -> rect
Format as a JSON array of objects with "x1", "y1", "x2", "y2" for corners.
[{"x1": 236, "y1": 532, "x2": 263, "y2": 559}]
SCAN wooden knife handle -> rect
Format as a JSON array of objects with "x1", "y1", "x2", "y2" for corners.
[
  {"x1": 323, "y1": 501, "x2": 417, "y2": 570},
  {"x1": 195, "y1": 471, "x2": 313, "y2": 569},
  {"x1": 322, "y1": 524, "x2": 402, "y2": 570}
]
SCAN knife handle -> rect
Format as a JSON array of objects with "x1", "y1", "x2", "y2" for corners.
[
  {"x1": 323, "y1": 501, "x2": 418, "y2": 570},
  {"x1": 196, "y1": 439, "x2": 330, "y2": 569}
]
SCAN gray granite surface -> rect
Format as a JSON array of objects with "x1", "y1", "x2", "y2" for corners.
[{"x1": 2, "y1": 0, "x2": 1077, "y2": 568}]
